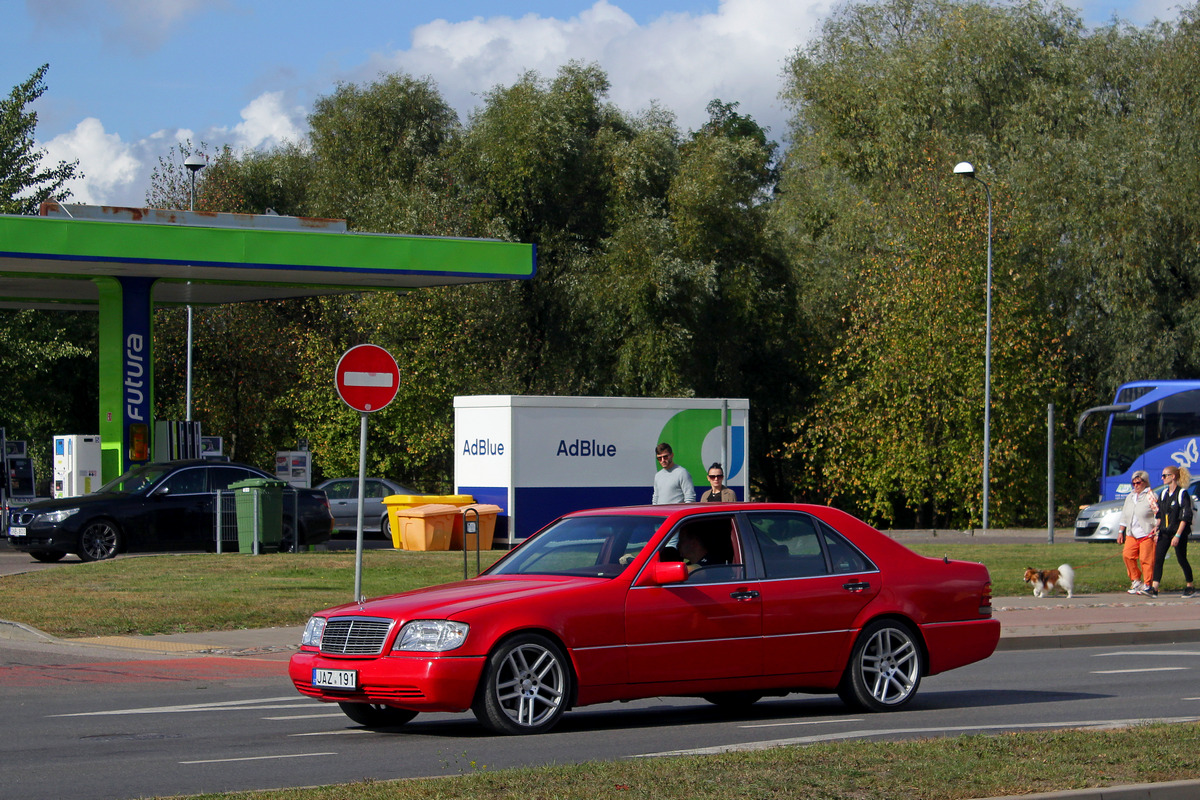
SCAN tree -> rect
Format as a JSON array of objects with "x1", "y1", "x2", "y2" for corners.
[
  {"x1": 774, "y1": 0, "x2": 1104, "y2": 522},
  {"x1": 145, "y1": 141, "x2": 247, "y2": 212},
  {"x1": 785, "y1": 159, "x2": 1075, "y2": 527},
  {"x1": 0, "y1": 310, "x2": 96, "y2": 494},
  {"x1": 0, "y1": 64, "x2": 78, "y2": 214},
  {"x1": 307, "y1": 74, "x2": 460, "y2": 230}
]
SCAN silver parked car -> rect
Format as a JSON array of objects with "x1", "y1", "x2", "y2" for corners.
[
  {"x1": 316, "y1": 477, "x2": 416, "y2": 537},
  {"x1": 1075, "y1": 479, "x2": 1200, "y2": 542}
]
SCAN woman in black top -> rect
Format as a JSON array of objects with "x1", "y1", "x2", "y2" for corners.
[
  {"x1": 1147, "y1": 465, "x2": 1195, "y2": 597},
  {"x1": 699, "y1": 462, "x2": 737, "y2": 502}
]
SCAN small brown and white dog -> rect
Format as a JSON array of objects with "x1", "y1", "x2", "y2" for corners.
[{"x1": 1023, "y1": 564, "x2": 1074, "y2": 598}]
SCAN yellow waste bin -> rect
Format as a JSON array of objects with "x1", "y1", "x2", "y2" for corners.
[
  {"x1": 451, "y1": 504, "x2": 503, "y2": 551},
  {"x1": 383, "y1": 495, "x2": 474, "y2": 549},
  {"x1": 389, "y1": 504, "x2": 458, "y2": 551}
]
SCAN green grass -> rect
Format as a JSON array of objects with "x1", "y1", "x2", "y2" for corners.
[
  {"x1": 141, "y1": 724, "x2": 1200, "y2": 800},
  {"x1": 0, "y1": 549, "x2": 504, "y2": 638},
  {"x1": 0, "y1": 541, "x2": 1134, "y2": 638},
  {"x1": 906, "y1": 540, "x2": 1130, "y2": 596}
]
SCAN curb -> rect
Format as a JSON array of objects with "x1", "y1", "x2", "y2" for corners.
[
  {"x1": 998, "y1": 627, "x2": 1200, "y2": 650},
  {"x1": 0, "y1": 618, "x2": 59, "y2": 643},
  {"x1": 980, "y1": 778, "x2": 1200, "y2": 800}
]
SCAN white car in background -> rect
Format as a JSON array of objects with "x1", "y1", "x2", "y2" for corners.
[
  {"x1": 1075, "y1": 479, "x2": 1200, "y2": 542},
  {"x1": 316, "y1": 477, "x2": 415, "y2": 538}
]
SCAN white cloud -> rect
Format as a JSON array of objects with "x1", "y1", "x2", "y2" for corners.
[
  {"x1": 35, "y1": 0, "x2": 829, "y2": 206},
  {"x1": 371, "y1": 0, "x2": 827, "y2": 138},
  {"x1": 40, "y1": 117, "x2": 142, "y2": 205},
  {"x1": 220, "y1": 91, "x2": 306, "y2": 151},
  {"x1": 45, "y1": 90, "x2": 304, "y2": 208}
]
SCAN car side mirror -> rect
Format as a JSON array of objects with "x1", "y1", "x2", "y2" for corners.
[
  {"x1": 151, "y1": 485, "x2": 170, "y2": 497},
  {"x1": 646, "y1": 561, "x2": 688, "y2": 586}
]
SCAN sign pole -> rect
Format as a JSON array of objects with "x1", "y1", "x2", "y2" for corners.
[
  {"x1": 334, "y1": 344, "x2": 400, "y2": 604},
  {"x1": 354, "y1": 412, "x2": 368, "y2": 602}
]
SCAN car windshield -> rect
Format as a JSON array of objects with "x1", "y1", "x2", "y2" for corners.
[
  {"x1": 485, "y1": 514, "x2": 665, "y2": 578},
  {"x1": 96, "y1": 464, "x2": 175, "y2": 495}
]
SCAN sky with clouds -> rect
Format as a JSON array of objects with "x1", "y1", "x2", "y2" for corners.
[{"x1": 4, "y1": 0, "x2": 1186, "y2": 208}]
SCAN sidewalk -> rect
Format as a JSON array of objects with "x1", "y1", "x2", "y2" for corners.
[{"x1": 995, "y1": 590, "x2": 1200, "y2": 650}]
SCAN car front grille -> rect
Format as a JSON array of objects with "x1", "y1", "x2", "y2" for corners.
[
  {"x1": 9, "y1": 511, "x2": 35, "y2": 526},
  {"x1": 320, "y1": 617, "x2": 394, "y2": 655}
]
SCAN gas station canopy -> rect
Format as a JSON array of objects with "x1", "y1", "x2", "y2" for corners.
[
  {"x1": 0, "y1": 203, "x2": 536, "y2": 309},
  {"x1": 0, "y1": 203, "x2": 537, "y2": 479}
]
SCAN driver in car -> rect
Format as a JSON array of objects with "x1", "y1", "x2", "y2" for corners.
[{"x1": 676, "y1": 528, "x2": 713, "y2": 573}]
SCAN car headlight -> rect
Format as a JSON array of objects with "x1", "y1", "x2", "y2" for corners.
[
  {"x1": 394, "y1": 620, "x2": 468, "y2": 652},
  {"x1": 35, "y1": 508, "x2": 79, "y2": 524},
  {"x1": 1097, "y1": 509, "x2": 1122, "y2": 533},
  {"x1": 301, "y1": 616, "x2": 327, "y2": 647}
]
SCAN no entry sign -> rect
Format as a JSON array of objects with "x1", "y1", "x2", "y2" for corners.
[{"x1": 335, "y1": 345, "x2": 399, "y2": 412}]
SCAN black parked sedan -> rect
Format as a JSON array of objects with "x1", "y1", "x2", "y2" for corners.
[{"x1": 6, "y1": 459, "x2": 334, "y2": 562}]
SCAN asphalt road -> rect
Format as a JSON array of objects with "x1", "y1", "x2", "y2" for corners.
[{"x1": 1, "y1": 638, "x2": 1197, "y2": 800}]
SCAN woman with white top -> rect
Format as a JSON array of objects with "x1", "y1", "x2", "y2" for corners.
[{"x1": 1117, "y1": 470, "x2": 1158, "y2": 595}]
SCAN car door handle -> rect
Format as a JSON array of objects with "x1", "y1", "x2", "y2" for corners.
[
  {"x1": 730, "y1": 589, "x2": 760, "y2": 601},
  {"x1": 842, "y1": 581, "x2": 870, "y2": 593}
]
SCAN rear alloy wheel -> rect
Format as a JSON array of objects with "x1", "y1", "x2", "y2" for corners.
[
  {"x1": 473, "y1": 634, "x2": 572, "y2": 735},
  {"x1": 381, "y1": 514, "x2": 392, "y2": 541},
  {"x1": 838, "y1": 620, "x2": 923, "y2": 712},
  {"x1": 77, "y1": 520, "x2": 121, "y2": 562},
  {"x1": 337, "y1": 702, "x2": 418, "y2": 728},
  {"x1": 29, "y1": 550, "x2": 66, "y2": 563}
]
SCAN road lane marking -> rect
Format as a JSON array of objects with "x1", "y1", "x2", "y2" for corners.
[
  {"x1": 181, "y1": 752, "x2": 337, "y2": 764},
  {"x1": 290, "y1": 729, "x2": 373, "y2": 736},
  {"x1": 1091, "y1": 667, "x2": 1188, "y2": 674},
  {"x1": 263, "y1": 713, "x2": 346, "y2": 720},
  {"x1": 53, "y1": 696, "x2": 307, "y2": 717},
  {"x1": 632, "y1": 717, "x2": 1200, "y2": 757},
  {"x1": 741, "y1": 718, "x2": 864, "y2": 729},
  {"x1": 1094, "y1": 650, "x2": 1200, "y2": 657}
]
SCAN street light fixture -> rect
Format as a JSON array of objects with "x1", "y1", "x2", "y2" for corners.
[
  {"x1": 184, "y1": 153, "x2": 207, "y2": 212},
  {"x1": 953, "y1": 160, "x2": 993, "y2": 533},
  {"x1": 183, "y1": 153, "x2": 207, "y2": 423}
]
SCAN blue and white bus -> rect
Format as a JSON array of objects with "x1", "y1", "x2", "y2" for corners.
[{"x1": 1077, "y1": 380, "x2": 1200, "y2": 502}]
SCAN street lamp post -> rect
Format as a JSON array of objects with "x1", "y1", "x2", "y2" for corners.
[
  {"x1": 183, "y1": 153, "x2": 206, "y2": 423},
  {"x1": 953, "y1": 161, "x2": 993, "y2": 532}
]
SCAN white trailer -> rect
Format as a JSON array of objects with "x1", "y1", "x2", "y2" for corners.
[{"x1": 454, "y1": 395, "x2": 749, "y2": 544}]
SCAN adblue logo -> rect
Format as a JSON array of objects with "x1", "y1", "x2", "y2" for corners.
[
  {"x1": 556, "y1": 439, "x2": 617, "y2": 457},
  {"x1": 462, "y1": 438, "x2": 504, "y2": 456},
  {"x1": 657, "y1": 408, "x2": 745, "y2": 481}
]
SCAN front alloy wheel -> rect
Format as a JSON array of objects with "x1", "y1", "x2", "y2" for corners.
[
  {"x1": 78, "y1": 519, "x2": 121, "y2": 562},
  {"x1": 473, "y1": 634, "x2": 571, "y2": 735},
  {"x1": 838, "y1": 620, "x2": 923, "y2": 712}
]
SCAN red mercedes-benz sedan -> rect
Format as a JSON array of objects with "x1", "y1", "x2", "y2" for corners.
[{"x1": 289, "y1": 503, "x2": 999, "y2": 734}]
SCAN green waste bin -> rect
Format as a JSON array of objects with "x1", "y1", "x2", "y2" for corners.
[{"x1": 228, "y1": 478, "x2": 287, "y2": 554}]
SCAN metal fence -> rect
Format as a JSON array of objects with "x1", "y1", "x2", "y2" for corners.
[
  {"x1": 213, "y1": 488, "x2": 301, "y2": 553},
  {"x1": 213, "y1": 490, "x2": 239, "y2": 553}
]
